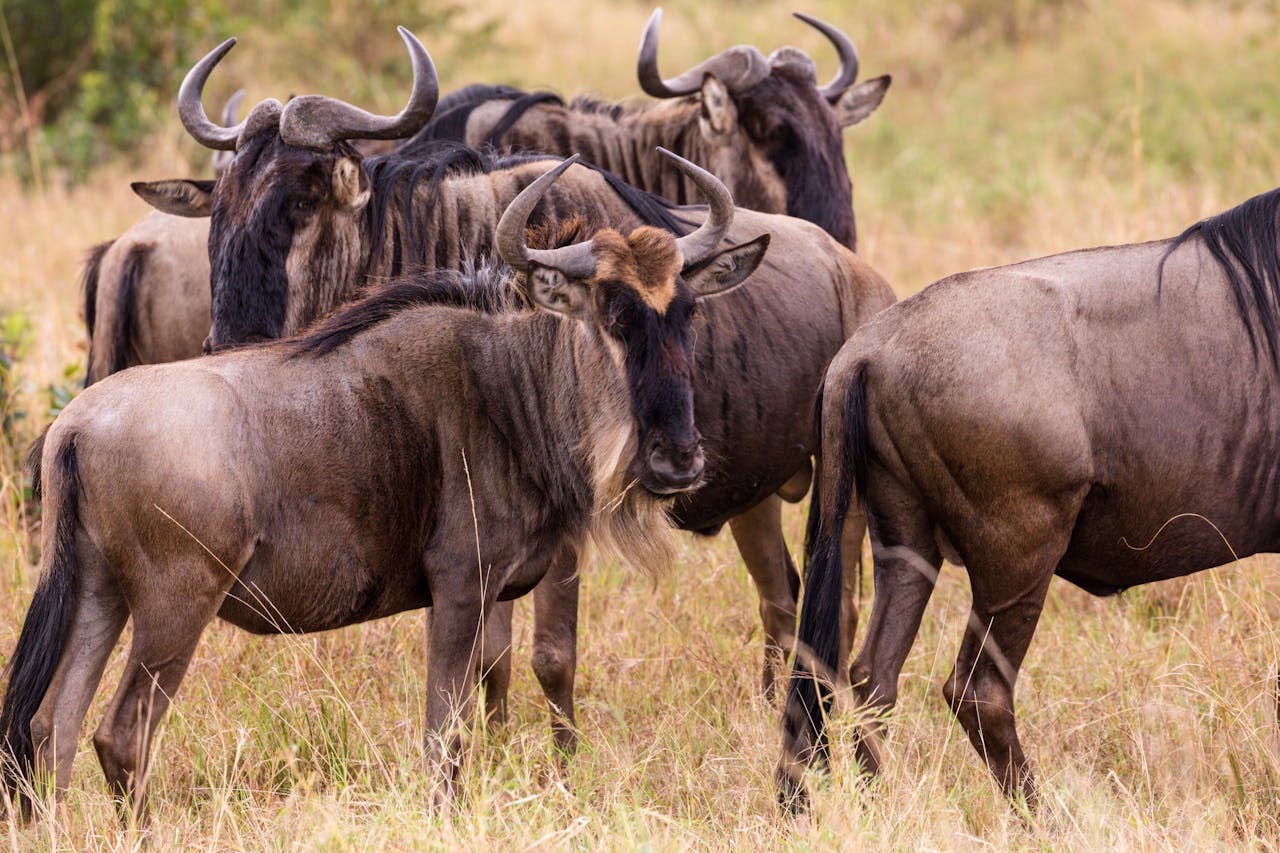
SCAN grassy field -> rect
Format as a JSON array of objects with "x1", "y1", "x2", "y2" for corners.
[{"x1": 4, "y1": 0, "x2": 1280, "y2": 848}]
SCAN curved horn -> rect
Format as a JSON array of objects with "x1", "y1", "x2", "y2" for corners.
[
  {"x1": 793, "y1": 12, "x2": 859, "y2": 101},
  {"x1": 220, "y1": 88, "x2": 246, "y2": 126},
  {"x1": 178, "y1": 38, "x2": 244, "y2": 151},
  {"x1": 637, "y1": 8, "x2": 770, "y2": 98},
  {"x1": 211, "y1": 89, "x2": 247, "y2": 174},
  {"x1": 659, "y1": 148, "x2": 734, "y2": 268},
  {"x1": 278, "y1": 27, "x2": 438, "y2": 150},
  {"x1": 496, "y1": 155, "x2": 597, "y2": 278}
]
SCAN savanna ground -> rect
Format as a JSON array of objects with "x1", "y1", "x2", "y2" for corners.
[{"x1": 3, "y1": 0, "x2": 1280, "y2": 848}]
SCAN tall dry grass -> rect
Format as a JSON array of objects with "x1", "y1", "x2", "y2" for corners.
[{"x1": 4, "y1": 0, "x2": 1280, "y2": 848}]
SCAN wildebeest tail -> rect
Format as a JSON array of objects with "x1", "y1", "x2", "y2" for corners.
[
  {"x1": 80, "y1": 241, "x2": 112, "y2": 386},
  {"x1": 1, "y1": 437, "x2": 80, "y2": 804},
  {"x1": 103, "y1": 243, "x2": 150, "y2": 381},
  {"x1": 779, "y1": 363, "x2": 867, "y2": 802}
]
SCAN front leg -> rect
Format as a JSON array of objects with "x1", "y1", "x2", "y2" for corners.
[
  {"x1": 423, "y1": 589, "x2": 489, "y2": 806},
  {"x1": 530, "y1": 544, "x2": 581, "y2": 756}
]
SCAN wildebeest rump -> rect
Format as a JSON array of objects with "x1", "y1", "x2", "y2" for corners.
[
  {"x1": 416, "y1": 9, "x2": 889, "y2": 250},
  {"x1": 83, "y1": 92, "x2": 243, "y2": 385},
  {"x1": 140, "y1": 29, "x2": 897, "y2": 718},
  {"x1": 0, "y1": 154, "x2": 766, "y2": 817},
  {"x1": 778, "y1": 185, "x2": 1280, "y2": 809}
]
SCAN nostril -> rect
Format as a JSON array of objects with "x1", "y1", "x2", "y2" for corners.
[{"x1": 649, "y1": 444, "x2": 705, "y2": 484}]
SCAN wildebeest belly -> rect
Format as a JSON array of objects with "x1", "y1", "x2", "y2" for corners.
[
  {"x1": 1056, "y1": 481, "x2": 1279, "y2": 594},
  {"x1": 217, "y1": 532, "x2": 430, "y2": 634}
]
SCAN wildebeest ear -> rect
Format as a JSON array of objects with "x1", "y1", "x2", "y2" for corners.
[
  {"x1": 528, "y1": 265, "x2": 593, "y2": 319},
  {"x1": 698, "y1": 74, "x2": 737, "y2": 138},
  {"x1": 684, "y1": 233, "x2": 770, "y2": 298},
  {"x1": 332, "y1": 157, "x2": 370, "y2": 211},
  {"x1": 834, "y1": 75, "x2": 891, "y2": 129},
  {"x1": 131, "y1": 180, "x2": 215, "y2": 218}
]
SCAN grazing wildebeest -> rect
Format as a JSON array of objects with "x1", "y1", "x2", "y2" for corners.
[
  {"x1": 83, "y1": 91, "x2": 245, "y2": 385},
  {"x1": 778, "y1": 185, "x2": 1280, "y2": 810},
  {"x1": 0, "y1": 152, "x2": 766, "y2": 818},
  {"x1": 418, "y1": 9, "x2": 889, "y2": 250},
  {"x1": 138, "y1": 30, "x2": 896, "y2": 721}
]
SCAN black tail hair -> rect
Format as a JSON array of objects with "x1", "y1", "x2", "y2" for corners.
[
  {"x1": 25, "y1": 427, "x2": 48, "y2": 502},
  {"x1": 782, "y1": 365, "x2": 868, "y2": 776},
  {"x1": 1, "y1": 436, "x2": 80, "y2": 806},
  {"x1": 80, "y1": 241, "x2": 112, "y2": 387},
  {"x1": 95, "y1": 243, "x2": 150, "y2": 384}
]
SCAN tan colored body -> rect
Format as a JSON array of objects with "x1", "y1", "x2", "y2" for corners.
[{"x1": 84, "y1": 212, "x2": 211, "y2": 384}]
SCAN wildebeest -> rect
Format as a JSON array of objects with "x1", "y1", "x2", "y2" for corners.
[
  {"x1": 419, "y1": 9, "x2": 889, "y2": 250},
  {"x1": 778, "y1": 185, "x2": 1280, "y2": 809},
  {"x1": 0, "y1": 151, "x2": 767, "y2": 818},
  {"x1": 139, "y1": 29, "x2": 896, "y2": 721},
  {"x1": 86, "y1": 86, "x2": 485, "y2": 385},
  {"x1": 83, "y1": 91, "x2": 245, "y2": 385}
]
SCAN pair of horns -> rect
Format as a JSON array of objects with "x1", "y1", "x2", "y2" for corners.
[
  {"x1": 179, "y1": 26, "x2": 439, "y2": 152},
  {"x1": 497, "y1": 149, "x2": 733, "y2": 279},
  {"x1": 637, "y1": 8, "x2": 859, "y2": 103}
]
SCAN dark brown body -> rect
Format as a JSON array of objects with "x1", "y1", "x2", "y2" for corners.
[{"x1": 779, "y1": 187, "x2": 1280, "y2": 809}]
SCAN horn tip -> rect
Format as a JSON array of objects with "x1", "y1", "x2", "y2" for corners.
[{"x1": 656, "y1": 147, "x2": 691, "y2": 169}]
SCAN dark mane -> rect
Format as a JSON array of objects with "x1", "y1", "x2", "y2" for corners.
[
  {"x1": 362, "y1": 141, "x2": 551, "y2": 274},
  {"x1": 566, "y1": 94, "x2": 637, "y2": 121},
  {"x1": 362, "y1": 142, "x2": 691, "y2": 275},
  {"x1": 405, "y1": 84, "x2": 528, "y2": 150},
  {"x1": 1160, "y1": 186, "x2": 1280, "y2": 363},
  {"x1": 585, "y1": 162, "x2": 693, "y2": 236},
  {"x1": 481, "y1": 91, "x2": 566, "y2": 149},
  {"x1": 405, "y1": 84, "x2": 566, "y2": 153},
  {"x1": 286, "y1": 261, "x2": 519, "y2": 358}
]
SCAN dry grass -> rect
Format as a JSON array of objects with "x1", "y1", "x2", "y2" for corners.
[{"x1": 5, "y1": 0, "x2": 1280, "y2": 848}]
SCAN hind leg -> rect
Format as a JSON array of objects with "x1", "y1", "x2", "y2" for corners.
[
  {"x1": 845, "y1": 497, "x2": 942, "y2": 775},
  {"x1": 729, "y1": 495, "x2": 800, "y2": 698},
  {"x1": 942, "y1": 580, "x2": 1050, "y2": 805},
  {"x1": 92, "y1": 559, "x2": 226, "y2": 823},
  {"x1": 941, "y1": 508, "x2": 1073, "y2": 806},
  {"x1": 28, "y1": 550, "x2": 128, "y2": 800}
]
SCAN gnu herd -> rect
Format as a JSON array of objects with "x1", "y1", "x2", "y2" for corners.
[{"x1": 2, "y1": 6, "x2": 1279, "y2": 828}]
